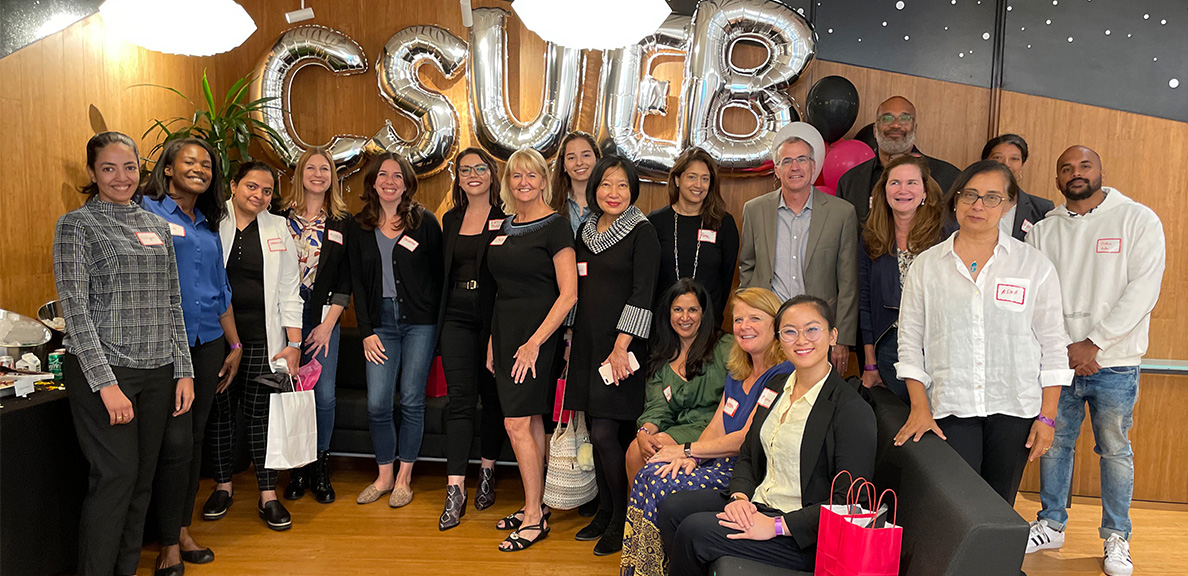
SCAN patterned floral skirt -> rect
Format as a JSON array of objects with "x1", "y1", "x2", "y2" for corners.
[{"x1": 620, "y1": 457, "x2": 736, "y2": 576}]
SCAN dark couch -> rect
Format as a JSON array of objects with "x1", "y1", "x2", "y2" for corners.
[
  {"x1": 711, "y1": 384, "x2": 1029, "y2": 576},
  {"x1": 328, "y1": 327, "x2": 515, "y2": 462}
]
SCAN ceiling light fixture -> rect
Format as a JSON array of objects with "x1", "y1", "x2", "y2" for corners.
[
  {"x1": 512, "y1": 0, "x2": 671, "y2": 50},
  {"x1": 98, "y1": 0, "x2": 256, "y2": 56},
  {"x1": 285, "y1": 1, "x2": 315, "y2": 24}
]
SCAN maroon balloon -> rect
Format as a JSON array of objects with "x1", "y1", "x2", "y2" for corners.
[{"x1": 821, "y1": 140, "x2": 876, "y2": 189}]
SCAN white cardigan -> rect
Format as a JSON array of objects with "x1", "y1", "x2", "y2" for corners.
[{"x1": 219, "y1": 200, "x2": 303, "y2": 372}]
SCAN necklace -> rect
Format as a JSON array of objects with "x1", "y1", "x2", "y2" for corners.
[{"x1": 673, "y1": 210, "x2": 702, "y2": 279}]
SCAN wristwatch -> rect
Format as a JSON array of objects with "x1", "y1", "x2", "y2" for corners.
[{"x1": 683, "y1": 442, "x2": 693, "y2": 459}]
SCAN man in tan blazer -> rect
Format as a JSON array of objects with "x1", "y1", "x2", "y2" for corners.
[{"x1": 739, "y1": 122, "x2": 859, "y2": 372}]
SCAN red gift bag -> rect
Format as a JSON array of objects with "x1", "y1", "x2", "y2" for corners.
[
  {"x1": 552, "y1": 363, "x2": 572, "y2": 424},
  {"x1": 815, "y1": 473, "x2": 902, "y2": 576},
  {"x1": 425, "y1": 356, "x2": 447, "y2": 398}
]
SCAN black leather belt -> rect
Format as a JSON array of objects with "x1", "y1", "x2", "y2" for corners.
[{"x1": 453, "y1": 280, "x2": 479, "y2": 290}]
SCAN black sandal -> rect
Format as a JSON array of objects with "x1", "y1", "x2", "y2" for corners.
[
  {"x1": 499, "y1": 522, "x2": 550, "y2": 552},
  {"x1": 495, "y1": 505, "x2": 550, "y2": 530}
]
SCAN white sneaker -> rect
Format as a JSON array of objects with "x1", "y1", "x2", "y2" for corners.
[
  {"x1": 1103, "y1": 534, "x2": 1133, "y2": 576},
  {"x1": 1025, "y1": 520, "x2": 1065, "y2": 553}
]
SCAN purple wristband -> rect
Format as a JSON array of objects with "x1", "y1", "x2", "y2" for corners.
[
  {"x1": 773, "y1": 516, "x2": 785, "y2": 536},
  {"x1": 229, "y1": 342, "x2": 243, "y2": 350},
  {"x1": 863, "y1": 364, "x2": 878, "y2": 372},
  {"x1": 1036, "y1": 415, "x2": 1055, "y2": 428}
]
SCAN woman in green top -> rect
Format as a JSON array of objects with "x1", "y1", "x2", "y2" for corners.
[{"x1": 627, "y1": 278, "x2": 732, "y2": 481}]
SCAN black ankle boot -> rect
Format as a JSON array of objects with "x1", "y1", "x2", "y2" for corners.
[
  {"x1": 575, "y1": 509, "x2": 612, "y2": 541},
  {"x1": 593, "y1": 522, "x2": 624, "y2": 556},
  {"x1": 283, "y1": 465, "x2": 308, "y2": 500},
  {"x1": 310, "y1": 450, "x2": 336, "y2": 504},
  {"x1": 474, "y1": 466, "x2": 496, "y2": 510},
  {"x1": 439, "y1": 484, "x2": 467, "y2": 531}
]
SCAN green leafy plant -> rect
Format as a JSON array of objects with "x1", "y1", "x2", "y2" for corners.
[{"x1": 140, "y1": 70, "x2": 286, "y2": 184}]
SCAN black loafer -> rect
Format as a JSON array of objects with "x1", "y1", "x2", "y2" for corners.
[
  {"x1": 593, "y1": 525, "x2": 624, "y2": 556},
  {"x1": 153, "y1": 563, "x2": 185, "y2": 576},
  {"x1": 258, "y1": 499, "x2": 292, "y2": 531},
  {"x1": 179, "y1": 548, "x2": 214, "y2": 564},
  {"x1": 201, "y1": 490, "x2": 232, "y2": 521},
  {"x1": 575, "y1": 509, "x2": 611, "y2": 541}
]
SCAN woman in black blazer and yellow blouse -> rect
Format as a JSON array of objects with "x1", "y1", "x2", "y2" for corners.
[
  {"x1": 657, "y1": 295, "x2": 877, "y2": 576},
  {"x1": 436, "y1": 147, "x2": 509, "y2": 530},
  {"x1": 348, "y1": 152, "x2": 444, "y2": 508}
]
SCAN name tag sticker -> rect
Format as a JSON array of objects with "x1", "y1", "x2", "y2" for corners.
[
  {"x1": 136, "y1": 231, "x2": 164, "y2": 246},
  {"x1": 758, "y1": 388, "x2": 779, "y2": 409},
  {"x1": 267, "y1": 237, "x2": 287, "y2": 252},
  {"x1": 577, "y1": 262, "x2": 588, "y2": 276},
  {"x1": 723, "y1": 397, "x2": 740, "y2": 417},
  {"x1": 490, "y1": 235, "x2": 508, "y2": 246},
  {"x1": 488, "y1": 219, "x2": 503, "y2": 231},
  {"x1": 697, "y1": 229, "x2": 717, "y2": 243},
  {"x1": 327, "y1": 229, "x2": 344, "y2": 245},
  {"x1": 1097, "y1": 238, "x2": 1121, "y2": 253},
  {"x1": 996, "y1": 283, "x2": 1026, "y2": 306},
  {"x1": 397, "y1": 236, "x2": 420, "y2": 252},
  {"x1": 1021, "y1": 219, "x2": 1033, "y2": 234},
  {"x1": 169, "y1": 223, "x2": 186, "y2": 237},
  {"x1": 663, "y1": 385, "x2": 673, "y2": 402}
]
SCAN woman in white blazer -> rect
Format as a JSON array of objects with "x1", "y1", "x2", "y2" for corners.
[{"x1": 204, "y1": 161, "x2": 304, "y2": 531}]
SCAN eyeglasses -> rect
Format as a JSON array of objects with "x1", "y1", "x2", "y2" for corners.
[
  {"x1": 775, "y1": 155, "x2": 813, "y2": 168},
  {"x1": 876, "y1": 113, "x2": 915, "y2": 125},
  {"x1": 955, "y1": 190, "x2": 1007, "y2": 208},
  {"x1": 458, "y1": 165, "x2": 489, "y2": 177},
  {"x1": 777, "y1": 326, "x2": 824, "y2": 343}
]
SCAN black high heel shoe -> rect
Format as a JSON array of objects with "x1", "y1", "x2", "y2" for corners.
[
  {"x1": 439, "y1": 485, "x2": 467, "y2": 531},
  {"x1": 475, "y1": 467, "x2": 496, "y2": 511}
]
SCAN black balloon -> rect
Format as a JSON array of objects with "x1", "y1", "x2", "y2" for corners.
[
  {"x1": 853, "y1": 122, "x2": 877, "y2": 153},
  {"x1": 804, "y1": 75, "x2": 860, "y2": 143}
]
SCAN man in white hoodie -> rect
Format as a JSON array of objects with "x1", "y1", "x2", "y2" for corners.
[{"x1": 1023, "y1": 146, "x2": 1165, "y2": 576}]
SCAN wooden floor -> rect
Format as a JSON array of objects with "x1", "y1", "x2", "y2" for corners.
[{"x1": 137, "y1": 457, "x2": 1188, "y2": 575}]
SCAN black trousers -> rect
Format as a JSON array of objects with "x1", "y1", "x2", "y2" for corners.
[
  {"x1": 206, "y1": 343, "x2": 278, "y2": 491},
  {"x1": 937, "y1": 414, "x2": 1033, "y2": 506},
  {"x1": 151, "y1": 336, "x2": 225, "y2": 543},
  {"x1": 65, "y1": 354, "x2": 175, "y2": 576},
  {"x1": 440, "y1": 289, "x2": 507, "y2": 476},
  {"x1": 658, "y1": 490, "x2": 814, "y2": 576}
]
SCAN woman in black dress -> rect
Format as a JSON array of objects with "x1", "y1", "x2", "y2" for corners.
[
  {"x1": 437, "y1": 147, "x2": 509, "y2": 530},
  {"x1": 486, "y1": 147, "x2": 578, "y2": 551},
  {"x1": 648, "y1": 148, "x2": 738, "y2": 324},
  {"x1": 565, "y1": 156, "x2": 661, "y2": 556}
]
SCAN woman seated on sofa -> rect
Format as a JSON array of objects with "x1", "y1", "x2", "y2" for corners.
[
  {"x1": 657, "y1": 295, "x2": 877, "y2": 576},
  {"x1": 620, "y1": 287, "x2": 792, "y2": 576}
]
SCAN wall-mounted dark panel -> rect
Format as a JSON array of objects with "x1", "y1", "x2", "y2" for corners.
[
  {"x1": 1003, "y1": 0, "x2": 1188, "y2": 122},
  {"x1": 813, "y1": 0, "x2": 996, "y2": 87}
]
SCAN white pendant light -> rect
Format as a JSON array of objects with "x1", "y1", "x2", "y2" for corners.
[
  {"x1": 99, "y1": 0, "x2": 256, "y2": 56},
  {"x1": 512, "y1": 0, "x2": 672, "y2": 50}
]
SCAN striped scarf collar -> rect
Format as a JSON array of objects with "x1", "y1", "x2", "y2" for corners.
[{"x1": 581, "y1": 205, "x2": 647, "y2": 254}]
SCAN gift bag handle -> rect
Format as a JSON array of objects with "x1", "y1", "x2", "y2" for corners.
[
  {"x1": 876, "y1": 488, "x2": 898, "y2": 527},
  {"x1": 828, "y1": 471, "x2": 871, "y2": 508},
  {"x1": 848, "y1": 479, "x2": 875, "y2": 510}
]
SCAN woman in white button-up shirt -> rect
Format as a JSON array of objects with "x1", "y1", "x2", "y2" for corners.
[{"x1": 893, "y1": 160, "x2": 1073, "y2": 505}]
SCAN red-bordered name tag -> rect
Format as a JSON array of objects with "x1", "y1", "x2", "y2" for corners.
[
  {"x1": 326, "y1": 229, "x2": 344, "y2": 245},
  {"x1": 723, "y1": 397, "x2": 740, "y2": 417},
  {"x1": 1097, "y1": 238, "x2": 1121, "y2": 253},
  {"x1": 577, "y1": 262, "x2": 588, "y2": 276},
  {"x1": 137, "y1": 231, "x2": 164, "y2": 246},
  {"x1": 488, "y1": 219, "x2": 503, "y2": 231},
  {"x1": 398, "y1": 236, "x2": 420, "y2": 252},
  {"x1": 995, "y1": 283, "x2": 1026, "y2": 306},
  {"x1": 168, "y1": 223, "x2": 185, "y2": 237},
  {"x1": 1020, "y1": 219, "x2": 1034, "y2": 234},
  {"x1": 697, "y1": 229, "x2": 717, "y2": 243},
  {"x1": 758, "y1": 388, "x2": 778, "y2": 409},
  {"x1": 267, "y1": 237, "x2": 287, "y2": 252},
  {"x1": 490, "y1": 235, "x2": 508, "y2": 246},
  {"x1": 663, "y1": 385, "x2": 673, "y2": 402}
]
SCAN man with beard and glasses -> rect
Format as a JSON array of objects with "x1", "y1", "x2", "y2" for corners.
[
  {"x1": 1023, "y1": 146, "x2": 1165, "y2": 576},
  {"x1": 837, "y1": 96, "x2": 961, "y2": 223}
]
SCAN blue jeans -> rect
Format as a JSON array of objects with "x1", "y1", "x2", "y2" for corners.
[
  {"x1": 1038, "y1": 366, "x2": 1139, "y2": 539},
  {"x1": 365, "y1": 298, "x2": 437, "y2": 465},
  {"x1": 301, "y1": 293, "x2": 341, "y2": 452},
  {"x1": 875, "y1": 327, "x2": 909, "y2": 405}
]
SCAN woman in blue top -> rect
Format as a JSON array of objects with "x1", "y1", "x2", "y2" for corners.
[
  {"x1": 620, "y1": 287, "x2": 793, "y2": 576},
  {"x1": 141, "y1": 138, "x2": 242, "y2": 573}
]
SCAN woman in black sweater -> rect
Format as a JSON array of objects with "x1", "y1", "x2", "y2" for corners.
[{"x1": 348, "y1": 152, "x2": 444, "y2": 508}]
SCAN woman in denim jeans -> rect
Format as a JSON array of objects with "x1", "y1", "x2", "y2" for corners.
[{"x1": 348, "y1": 152, "x2": 444, "y2": 508}]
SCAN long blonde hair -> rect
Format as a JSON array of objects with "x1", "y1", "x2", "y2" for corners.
[
  {"x1": 285, "y1": 147, "x2": 349, "y2": 219},
  {"x1": 500, "y1": 148, "x2": 553, "y2": 214},
  {"x1": 725, "y1": 288, "x2": 787, "y2": 380}
]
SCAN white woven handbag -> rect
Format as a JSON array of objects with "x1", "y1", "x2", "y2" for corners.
[{"x1": 543, "y1": 411, "x2": 598, "y2": 509}]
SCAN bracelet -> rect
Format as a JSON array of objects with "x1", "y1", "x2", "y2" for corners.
[
  {"x1": 287, "y1": 341, "x2": 302, "y2": 349},
  {"x1": 774, "y1": 516, "x2": 785, "y2": 536},
  {"x1": 863, "y1": 364, "x2": 877, "y2": 372},
  {"x1": 1036, "y1": 414, "x2": 1056, "y2": 428},
  {"x1": 683, "y1": 442, "x2": 694, "y2": 459},
  {"x1": 638, "y1": 426, "x2": 651, "y2": 435},
  {"x1": 731, "y1": 493, "x2": 748, "y2": 502},
  {"x1": 229, "y1": 342, "x2": 243, "y2": 350}
]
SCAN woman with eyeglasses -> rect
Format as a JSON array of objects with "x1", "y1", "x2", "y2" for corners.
[
  {"x1": 894, "y1": 160, "x2": 1073, "y2": 506},
  {"x1": 436, "y1": 148, "x2": 509, "y2": 530},
  {"x1": 657, "y1": 295, "x2": 876, "y2": 576}
]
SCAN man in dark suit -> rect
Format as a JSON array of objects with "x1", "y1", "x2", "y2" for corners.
[
  {"x1": 738, "y1": 122, "x2": 859, "y2": 373},
  {"x1": 982, "y1": 133, "x2": 1056, "y2": 240},
  {"x1": 837, "y1": 96, "x2": 962, "y2": 223}
]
